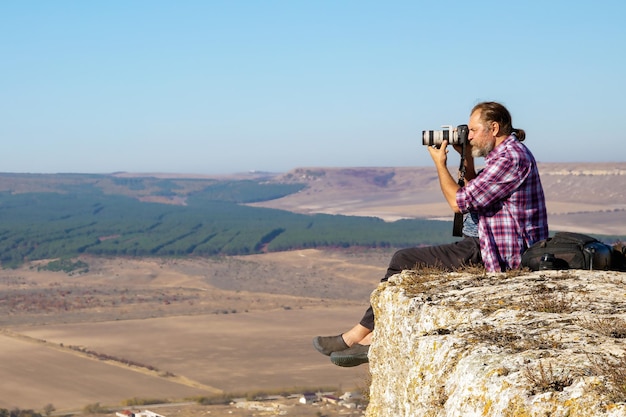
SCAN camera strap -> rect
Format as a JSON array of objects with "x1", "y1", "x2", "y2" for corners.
[
  {"x1": 452, "y1": 141, "x2": 467, "y2": 237},
  {"x1": 457, "y1": 140, "x2": 467, "y2": 186}
]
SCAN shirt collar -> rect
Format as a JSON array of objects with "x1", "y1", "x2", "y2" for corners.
[{"x1": 485, "y1": 135, "x2": 517, "y2": 162}]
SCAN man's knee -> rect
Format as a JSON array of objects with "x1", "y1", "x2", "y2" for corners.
[{"x1": 389, "y1": 247, "x2": 423, "y2": 270}]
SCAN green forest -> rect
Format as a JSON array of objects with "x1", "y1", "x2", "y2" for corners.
[{"x1": 0, "y1": 173, "x2": 460, "y2": 268}]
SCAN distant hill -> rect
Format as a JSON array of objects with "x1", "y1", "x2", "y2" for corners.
[
  {"x1": 1, "y1": 163, "x2": 624, "y2": 268},
  {"x1": 249, "y1": 163, "x2": 626, "y2": 236}
]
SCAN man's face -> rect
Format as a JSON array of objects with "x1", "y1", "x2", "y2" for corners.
[{"x1": 468, "y1": 110, "x2": 495, "y2": 158}]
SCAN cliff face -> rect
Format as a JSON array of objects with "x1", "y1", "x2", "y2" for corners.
[{"x1": 366, "y1": 268, "x2": 626, "y2": 417}]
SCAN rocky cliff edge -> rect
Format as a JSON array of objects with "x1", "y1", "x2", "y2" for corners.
[{"x1": 366, "y1": 268, "x2": 626, "y2": 416}]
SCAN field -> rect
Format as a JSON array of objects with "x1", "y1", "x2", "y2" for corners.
[
  {"x1": 0, "y1": 249, "x2": 391, "y2": 413},
  {"x1": 2, "y1": 162, "x2": 625, "y2": 415}
]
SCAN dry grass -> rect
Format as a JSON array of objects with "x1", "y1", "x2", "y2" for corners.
[
  {"x1": 477, "y1": 299, "x2": 509, "y2": 315},
  {"x1": 470, "y1": 324, "x2": 563, "y2": 353},
  {"x1": 522, "y1": 361, "x2": 574, "y2": 395},
  {"x1": 401, "y1": 265, "x2": 451, "y2": 297},
  {"x1": 577, "y1": 317, "x2": 626, "y2": 339},
  {"x1": 521, "y1": 289, "x2": 575, "y2": 314},
  {"x1": 504, "y1": 268, "x2": 530, "y2": 277},
  {"x1": 587, "y1": 353, "x2": 626, "y2": 403},
  {"x1": 401, "y1": 263, "x2": 489, "y2": 298},
  {"x1": 454, "y1": 264, "x2": 487, "y2": 276},
  {"x1": 470, "y1": 324, "x2": 521, "y2": 349}
]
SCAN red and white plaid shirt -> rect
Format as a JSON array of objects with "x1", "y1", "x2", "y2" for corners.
[{"x1": 456, "y1": 135, "x2": 548, "y2": 272}]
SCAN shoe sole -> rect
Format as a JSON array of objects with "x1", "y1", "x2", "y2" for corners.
[{"x1": 330, "y1": 354, "x2": 369, "y2": 367}]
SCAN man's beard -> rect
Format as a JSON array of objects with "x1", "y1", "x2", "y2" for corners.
[{"x1": 471, "y1": 142, "x2": 494, "y2": 158}]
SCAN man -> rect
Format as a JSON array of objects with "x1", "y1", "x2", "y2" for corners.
[
  {"x1": 431, "y1": 101, "x2": 548, "y2": 272},
  {"x1": 313, "y1": 101, "x2": 548, "y2": 367}
]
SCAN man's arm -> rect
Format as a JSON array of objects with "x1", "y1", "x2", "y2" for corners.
[{"x1": 427, "y1": 140, "x2": 461, "y2": 213}]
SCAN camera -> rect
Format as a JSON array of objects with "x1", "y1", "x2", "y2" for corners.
[{"x1": 422, "y1": 124, "x2": 468, "y2": 147}]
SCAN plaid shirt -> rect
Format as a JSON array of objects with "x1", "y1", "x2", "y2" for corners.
[{"x1": 456, "y1": 135, "x2": 548, "y2": 272}]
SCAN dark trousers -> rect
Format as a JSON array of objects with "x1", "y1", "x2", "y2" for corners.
[{"x1": 359, "y1": 237, "x2": 481, "y2": 330}]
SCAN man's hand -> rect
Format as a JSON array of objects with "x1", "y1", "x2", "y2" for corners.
[
  {"x1": 427, "y1": 139, "x2": 449, "y2": 167},
  {"x1": 452, "y1": 143, "x2": 471, "y2": 158}
]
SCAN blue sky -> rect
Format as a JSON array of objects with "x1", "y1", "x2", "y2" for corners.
[{"x1": 1, "y1": 0, "x2": 625, "y2": 174}]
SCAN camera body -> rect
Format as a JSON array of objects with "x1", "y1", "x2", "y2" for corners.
[{"x1": 422, "y1": 124, "x2": 469, "y2": 147}]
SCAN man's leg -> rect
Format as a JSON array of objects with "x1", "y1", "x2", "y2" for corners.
[
  {"x1": 316, "y1": 237, "x2": 481, "y2": 365},
  {"x1": 313, "y1": 323, "x2": 371, "y2": 356},
  {"x1": 358, "y1": 237, "x2": 481, "y2": 330}
]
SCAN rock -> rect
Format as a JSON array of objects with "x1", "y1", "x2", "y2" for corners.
[{"x1": 366, "y1": 268, "x2": 626, "y2": 416}]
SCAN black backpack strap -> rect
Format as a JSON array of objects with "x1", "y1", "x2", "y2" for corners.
[{"x1": 551, "y1": 232, "x2": 598, "y2": 246}]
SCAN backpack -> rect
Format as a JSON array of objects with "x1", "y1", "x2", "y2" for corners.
[{"x1": 521, "y1": 231, "x2": 613, "y2": 271}]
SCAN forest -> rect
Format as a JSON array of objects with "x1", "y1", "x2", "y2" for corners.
[{"x1": 0, "y1": 173, "x2": 458, "y2": 268}]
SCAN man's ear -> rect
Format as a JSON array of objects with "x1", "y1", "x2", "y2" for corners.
[{"x1": 491, "y1": 121, "x2": 500, "y2": 137}]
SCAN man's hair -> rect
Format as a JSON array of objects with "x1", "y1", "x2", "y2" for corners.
[{"x1": 471, "y1": 101, "x2": 526, "y2": 142}]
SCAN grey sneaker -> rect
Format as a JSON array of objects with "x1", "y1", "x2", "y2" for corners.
[
  {"x1": 313, "y1": 335, "x2": 349, "y2": 356},
  {"x1": 330, "y1": 344, "x2": 369, "y2": 367}
]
